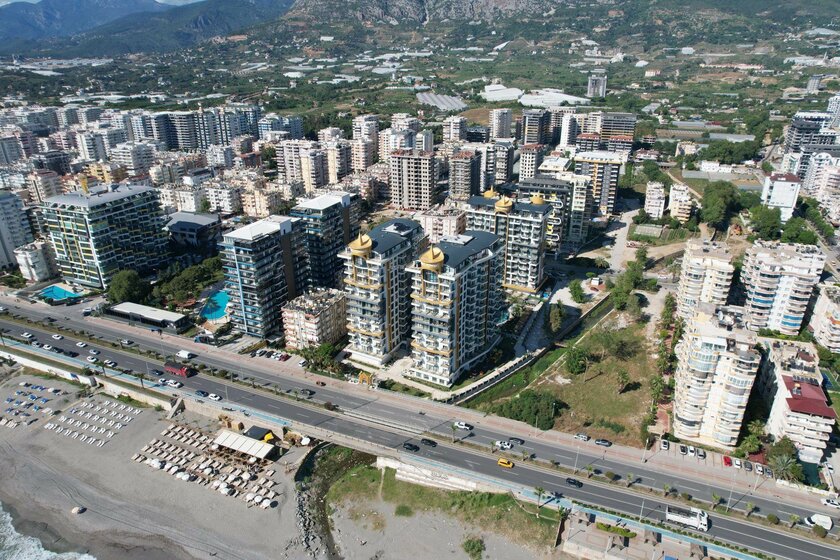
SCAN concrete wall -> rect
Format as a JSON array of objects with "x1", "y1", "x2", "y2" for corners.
[{"x1": 0, "y1": 349, "x2": 97, "y2": 386}]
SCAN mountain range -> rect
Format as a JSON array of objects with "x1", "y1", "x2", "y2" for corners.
[{"x1": 4, "y1": 0, "x2": 840, "y2": 57}]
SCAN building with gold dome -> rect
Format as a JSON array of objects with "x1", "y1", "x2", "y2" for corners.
[
  {"x1": 339, "y1": 219, "x2": 426, "y2": 366},
  {"x1": 406, "y1": 231, "x2": 503, "y2": 387},
  {"x1": 465, "y1": 191, "x2": 549, "y2": 293}
]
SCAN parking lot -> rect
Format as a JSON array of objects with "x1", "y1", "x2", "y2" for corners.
[{"x1": 1, "y1": 380, "x2": 63, "y2": 429}]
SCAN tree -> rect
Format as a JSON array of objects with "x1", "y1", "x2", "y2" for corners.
[
  {"x1": 548, "y1": 303, "x2": 565, "y2": 334},
  {"x1": 451, "y1": 424, "x2": 457, "y2": 443},
  {"x1": 788, "y1": 514, "x2": 800, "y2": 528},
  {"x1": 108, "y1": 269, "x2": 150, "y2": 304},
  {"x1": 569, "y1": 279, "x2": 586, "y2": 304},
  {"x1": 535, "y1": 486, "x2": 545, "y2": 513},
  {"x1": 750, "y1": 206, "x2": 781, "y2": 240},
  {"x1": 780, "y1": 217, "x2": 818, "y2": 245},
  {"x1": 625, "y1": 293, "x2": 643, "y2": 320},
  {"x1": 199, "y1": 197, "x2": 212, "y2": 213},
  {"x1": 137, "y1": 371, "x2": 147, "y2": 389},
  {"x1": 663, "y1": 484, "x2": 672, "y2": 496},
  {"x1": 617, "y1": 369, "x2": 630, "y2": 394},
  {"x1": 711, "y1": 493, "x2": 721, "y2": 510},
  {"x1": 625, "y1": 472, "x2": 635, "y2": 487},
  {"x1": 745, "y1": 502, "x2": 755, "y2": 517},
  {"x1": 565, "y1": 346, "x2": 589, "y2": 375},
  {"x1": 768, "y1": 454, "x2": 804, "y2": 482},
  {"x1": 747, "y1": 420, "x2": 765, "y2": 438}
]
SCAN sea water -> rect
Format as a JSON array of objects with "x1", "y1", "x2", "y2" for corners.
[{"x1": 0, "y1": 503, "x2": 95, "y2": 560}]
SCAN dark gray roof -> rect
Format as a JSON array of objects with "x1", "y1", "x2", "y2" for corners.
[
  {"x1": 467, "y1": 195, "x2": 550, "y2": 215},
  {"x1": 369, "y1": 218, "x2": 422, "y2": 255},
  {"x1": 166, "y1": 212, "x2": 220, "y2": 228},
  {"x1": 438, "y1": 230, "x2": 499, "y2": 270},
  {"x1": 44, "y1": 184, "x2": 155, "y2": 209}
]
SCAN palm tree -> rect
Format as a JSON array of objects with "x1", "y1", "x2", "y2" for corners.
[
  {"x1": 617, "y1": 369, "x2": 630, "y2": 394},
  {"x1": 535, "y1": 486, "x2": 545, "y2": 516},
  {"x1": 450, "y1": 424, "x2": 457, "y2": 443},
  {"x1": 137, "y1": 372, "x2": 147, "y2": 389},
  {"x1": 625, "y1": 473, "x2": 635, "y2": 487},
  {"x1": 711, "y1": 493, "x2": 721, "y2": 510},
  {"x1": 663, "y1": 484, "x2": 671, "y2": 496},
  {"x1": 747, "y1": 420, "x2": 765, "y2": 438},
  {"x1": 584, "y1": 465, "x2": 594, "y2": 478},
  {"x1": 789, "y1": 514, "x2": 800, "y2": 528},
  {"x1": 745, "y1": 502, "x2": 755, "y2": 517},
  {"x1": 768, "y1": 455, "x2": 799, "y2": 482}
]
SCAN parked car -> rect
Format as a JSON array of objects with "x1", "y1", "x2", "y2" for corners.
[
  {"x1": 420, "y1": 438, "x2": 437, "y2": 447},
  {"x1": 298, "y1": 359, "x2": 308, "y2": 367},
  {"x1": 595, "y1": 439, "x2": 612, "y2": 447},
  {"x1": 51, "y1": 334, "x2": 63, "y2": 340},
  {"x1": 723, "y1": 456, "x2": 733, "y2": 467},
  {"x1": 88, "y1": 349, "x2": 100, "y2": 355},
  {"x1": 821, "y1": 498, "x2": 840, "y2": 510},
  {"x1": 733, "y1": 458, "x2": 742, "y2": 469},
  {"x1": 565, "y1": 477, "x2": 583, "y2": 488},
  {"x1": 660, "y1": 439, "x2": 670, "y2": 451},
  {"x1": 765, "y1": 468, "x2": 774, "y2": 478},
  {"x1": 75, "y1": 341, "x2": 87, "y2": 348},
  {"x1": 755, "y1": 464, "x2": 764, "y2": 475},
  {"x1": 402, "y1": 442, "x2": 419, "y2": 452},
  {"x1": 42, "y1": 345, "x2": 52, "y2": 351},
  {"x1": 21, "y1": 332, "x2": 33, "y2": 339},
  {"x1": 679, "y1": 445, "x2": 688, "y2": 455},
  {"x1": 743, "y1": 461, "x2": 752, "y2": 472},
  {"x1": 688, "y1": 446, "x2": 696, "y2": 457},
  {"x1": 494, "y1": 440, "x2": 513, "y2": 451},
  {"x1": 86, "y1": 356, "x2": 97, "y2": 363},
  {"x1": 120, "y1": 339, "x2": 133, "y2": 345},
  {"x1": 165, "y1": 380, "x2": 183, "y2": 389},
  {"x1": 195, "y1": 390, "x2": 209, "y2": 398},
  {"x1": 697, "y1": 449, "x2": 706, "y2": 460},
  {"x1": 453, "y1": 421, "x2": 473, "y2": 430},
  {"x1": 208, "y1": 394, "x2": 222, "y2": 402},
  {"x1": 103, "y1": 360, "x2": 116, "y2": 368},
  {"x1": 574, "y1": 433, "x2": 590, "y2": 442},
  {"x1": 497, "y1": 458, "x2": 514, "y2": 469},
  {"x1": 299, "y1": 389, "x2": 314, "y2": 397}
]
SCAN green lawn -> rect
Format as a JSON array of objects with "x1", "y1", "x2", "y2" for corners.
[{"x1": 465, "y1": 346, "x2": 566, "y2": 408}]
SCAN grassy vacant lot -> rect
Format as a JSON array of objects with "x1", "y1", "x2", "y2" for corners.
[
  {"x1": 469, "y1": 317, "x2": 655, "y2": 447},
  {"x1": 327, "y1": 464, "x2": 560, "y2": 548}
]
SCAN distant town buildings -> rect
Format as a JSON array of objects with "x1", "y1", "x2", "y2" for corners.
[{"x1": 586, "y1": 71, "x2": 608, "y2": 98}]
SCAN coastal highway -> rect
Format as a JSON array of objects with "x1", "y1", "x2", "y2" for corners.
[{"x1": 2, "y1": 322, "x2": 840, "y2": 559}]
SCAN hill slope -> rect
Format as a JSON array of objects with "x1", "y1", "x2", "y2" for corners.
[
  {"x1": 29, "y1": 0, "x2": 296, "y2": 56},
  {"x1": 0, "y1": 0, "x2": 169, "y2": 42}
]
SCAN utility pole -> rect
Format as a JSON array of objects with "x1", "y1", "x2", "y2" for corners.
[{"x1": 573, "y1": 443, "x2": 580, "y2": 473}]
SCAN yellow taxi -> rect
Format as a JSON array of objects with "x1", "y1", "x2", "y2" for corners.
[{"x1": 497, "y1": 458, "x2": 515, "y2": 469}]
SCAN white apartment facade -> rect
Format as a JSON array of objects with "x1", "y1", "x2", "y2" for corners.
[{"x1": 676, "y1": 239, "x2": 735, "y2": 320}]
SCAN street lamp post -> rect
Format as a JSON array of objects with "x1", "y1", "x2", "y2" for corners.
[
  {"x1": 726, "y1": 468, "x2": 736, "y2": 512},
  {"x1": 573, "y1": 444, "x2": 580, "y2": 473}
]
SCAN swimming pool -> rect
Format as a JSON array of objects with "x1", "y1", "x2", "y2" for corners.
[
  {"x1": 200, "y1": 290, "x2": 229, "y2": 320},
  {"x1": 40, "y1": 285, "x2": 81, "y2": 301}
]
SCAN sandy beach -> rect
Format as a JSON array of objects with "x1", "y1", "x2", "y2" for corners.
[{"x1": 0, "y1": 373, "x2": 309, "y2": 560}]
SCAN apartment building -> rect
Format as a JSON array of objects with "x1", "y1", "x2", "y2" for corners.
[
  {"x1": 587, "y1": 72, "x2": 608, "y2": 98},
  {"x1": 204, "y1": 182, "x2": 243, "y2": 214},
  {"x1": 644, "y1": 181, "x2": 667, "y2": 220},
  {"x1": 443, "y1": 116, "x2": 467, "y2": 141},
  {"x1": 241, "y1": 187, "x2": 284, "y2": 218},
  {"x1": 521, "y1": 109, "x2": 550, "y2": 145},
  {"x1": 27, "y1": 169, "x2": 63, "y2": 204},
  {"x1": 157, "y1": 184, "x2": 206, "y2": 214},
  {"x1": 676, "y1": 239, "x2": 735, "y2": 320},
  {"x1": 673, "y1": 304, "x2": 761, "y2": 450},
  {"x1": 391, "y1": 113, "x2": 421, "y2": 133},
  {"x1": 416, "y1": 204, "x2": 466, "y2": 244},
  {"x1": 339, "y1": 219, "x2": 427, "y2": 367},
  {"x1": 494, "y1": 142, "x2": 514, "y2": 185},
  {"x1": 390, "y1": 149, "x2": 437, "y2": 210},
  {"x1": 14, "y1": 240, "x2": 57, "y2": 282},
  {"x1": 406, "y1": 231, "x2": 503, "y2": 387},
  {"x1": 466, "y1": 191, "x2": 549, "y2": 293},
  {"x1": 489, "y1": 109, "x2": 513, "y2": 140},
  {"x1": 809, "y1": 284, "x2": 840, "y2": 353},
  {"x1": 350, "y1": 139, "x2": 375, "y2": 173},
  {"x1": 573, "y1": 150, "x2": 625, "y2": 216},
  {"x1": 110, "y1": 142, "x2": 156, "y2": 176},
  {"x1": 668, "y1": 183, "x2": 694, "y2": 223},
  {"x1": 761, "y1": 173, "x2": 801, "y2": 223},
  {"x1": 449, "y1": 151, "x2": 481, "y2": 201},
  {"x1": 281, "y1": 288, "x2": 347, "y2": 351},
  {"x1": 742, "y1": 241, "x2": 825, "y2": 335},
  {"x1": 514, "y1": 175, "x2": 585, "y2": 251},
  {"x1": 378, "y1": 129, "x2": 416, "y2": 162},
  {"x1": 352, "y1": 114, "x2": 379, "y2": 151},
  {"x1": 0, "y1": 190, "x2": 34, "y2": 269},
  {"x1": 291, "y1": 192, "x2": 360, "y2": 289},
  {"x1": 221, "y1": 215, "x2": 307, "y2": 339},
  {"x1": 519, "y1": 144, "x2": 545, "y2": 181},
  {"x1": 41, "y1": 185, "x2": 168, "y2": 288},
  {"x1": 758, "y1": 340, "x2": 835, "y2": 463}
]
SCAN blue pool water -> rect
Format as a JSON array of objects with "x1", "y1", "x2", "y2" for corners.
[
  {"x1": 39, "y1": 285, "x2": 80, "y2": 301},
  {"x1": 200, "y1": 290, "x2": 229, "y2": 320}
]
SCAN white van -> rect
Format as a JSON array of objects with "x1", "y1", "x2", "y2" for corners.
[{"x1": 176, "y1": 350, "x2": 195, "y2": 359}]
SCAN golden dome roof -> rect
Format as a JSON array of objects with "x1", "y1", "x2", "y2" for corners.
[
  {"x1": 530, "y1": 194, "x2": 545, "y2": 205},
  {"x1": 494, "y1": 195, "x2": 513, "y2": 213},
  {"x1": 419, "y1": 246, "x2": 445, "y2": 270},
  {"x1": 348, "y1": 233, "x2": 372, "y2": 256},
  {"x1": 483, "y1": 188, "x2": 499, "y2": 199}
]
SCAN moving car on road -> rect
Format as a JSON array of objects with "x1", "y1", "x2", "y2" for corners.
[
  {"x1": 165, "y1": 379, "x2": 183, "y2": 389},
  {"x1": 208, "y1": 394, "x2": 222, "y2": 402},
  {"x1": 420, "y1": 438, "x2": 437, "y2": 447},
  {"x1": 75, "y1": 342, "x2": 87, "y2": 348},
  {"x1": 195, "y1": 390, "x2": 209, "y2": 398},
  {"x1": 497, "y1": 458, "x2": 514, "y2": 469},
  {"x1": 508, "y1": 437, "x2": 525, "y2": 445},
  {"x1": 821, "y1": 498, "x2": 840, "y2": 510},
  {"x1": 494, "y1": 440, "x2": 513, "y2": 450},
  {"x1": 402, "y1": 443, "x2": 419, "y2": 452},
  {"x1": 666, "y1": 506, "x2": 709, "y2": 532},
  {"x1": 453, "y1": 421, "x2": 473, "y2": 430},
  {"x1": 565, "y1": 478, "x2": 583, "y2": 488},
  {"x1": 51, "y1": 334, "x2": 63, "y2": 340}
]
